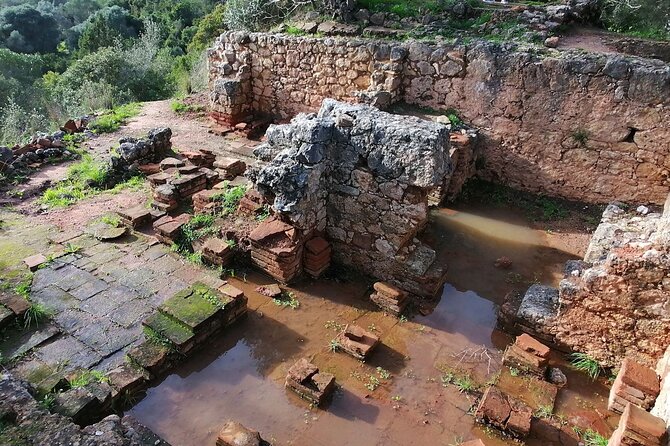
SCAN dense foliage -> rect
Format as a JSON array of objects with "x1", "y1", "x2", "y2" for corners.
[
  {"x1": 0, "y1": 0, "x2": 227, "y2": 145},
  {"x1": 0, "y1": 0, "x2": 665, "y2": 146}
]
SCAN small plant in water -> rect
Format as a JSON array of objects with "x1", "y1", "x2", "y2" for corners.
[
  {"x1": 582, "y1": 429, "x2": 608, "y2": 446},
  {"x1": 509, "y1": 367, "x2": 520, "y2": 377},
  {"x1": 328, "y1": 339, "x2": 340, "y2": 352},
  {"x1": 376, "y1": 367, "x2": 391, "y2": 380},
  {"x1": 453, "y1": 375, "x2": 476, "y2": 394},
  {"x1": 272, "y1": 291, "x2": 300, "y2": 309},
  {"x1": 364, "y1": 374, "x2": 381, "y2": 391},
  {"x1": 570, "y1": 352, "x2": 603, "y2": 380}
]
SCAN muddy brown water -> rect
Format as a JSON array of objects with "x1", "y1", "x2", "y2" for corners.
[{"x1": 129, "y1": 204, "x2": 611, "y2": 445}]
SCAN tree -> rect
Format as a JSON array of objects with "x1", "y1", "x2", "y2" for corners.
[
  {"x1": 77, "y1": 6, "x2": 140, "y2": 53},
  {"x1": 0, "y1": 5, "x2": 61, "y2": 53}
]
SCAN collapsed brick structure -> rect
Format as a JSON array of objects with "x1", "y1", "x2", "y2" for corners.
[
  {"x1": 334, "y1": 324, "x2": 380, "y2": 360},
  {"x1": 285, "y1": 358, "x2": 336, "y2": 406},
  {"x1": 249, "y1": 100, "x2": 452, "y2": 296},
  {"x1": 502, "y1": 333, "x2": 551, "y2": 378},
  {"x1": 502, "y1": 195, "x2": 670, "y2": 368},
  {"x1": 608, "y1": 403, "x2": 668, "y2": 446},
  {"x1": 474, "y1": 386, "x2": 533, "y2": 438},
  {"x1": 608, "y1": 358, "x2": 661, "y2": 414},
  {"x1": 209, "y1": 31, "x2": 670, "y2": 205}
]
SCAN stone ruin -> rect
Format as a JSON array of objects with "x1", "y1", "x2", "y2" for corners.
[
  {"x1": 501, "y1": 195, "x2": 670, "y2": 369},
  {"x1": 248, "y1": 99, "x2": 463, "y2": 297}
]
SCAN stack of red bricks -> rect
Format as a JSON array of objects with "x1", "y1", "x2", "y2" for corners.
[
  {"x1": 152, "y1": 183, "x2": 178, "y2": 213},
  {"x1": 249, "y1": 218, "x2": 303, "y2": 283},
  {"x1": 181, "y1": 149, "x2": 216, "y2": 168},
  {"x1": 285, "y1": 358, "x2": 336, "y2": 407},
  {"x1": 335, "y1": 325, "x2": 380, "y2": 360},
  {"x1": 609, "y1": 403, "x2": 668, "y2": 446},
  {"x1": 304, "y1": 237, "x2": 331, "y2": 278},
  {"x1": 153, "y1": 214, "x2": 191, "y2": 245},
  {"x1": 117, "y1": 206, "x2": 152, "y2": 229},
  {"x1": 214, "y1": 157, "x2": 246, "y2": 180},
  {"x1": 608, "y1": 358, "x2": 660, "y2": 414},
  {"x1": 238, "y1": 189, "x2": 265, "y2": 216},
  {"x1": 502, "y1": 334, "x2": 551, "y2": 378},
  {"x1": 474, "y1": 386, "x2": 533, "y2": 438},
  {"x1": 192, "y1": 189, "x2": 220, "y2": 214},
  {"x1": 370, "y1": 282, "x2": 408, "y2": 316},
  {"x1": 202, "y1": 238, "x2": 234, "y2": 267},
  {"x1": 172, "y1": 172, "x2": 207, "y2": 198}
]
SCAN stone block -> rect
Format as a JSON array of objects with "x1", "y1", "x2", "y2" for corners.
[
  {"x1": 202, "y1": 238, "x2": 234, "y2": 267},
  {"x1": 502, "y1": 334, "x2": 550, "y2": 377},
  {"x1": 143, "y1": 312, "x2": 195, "y2": 355},
  {"x1": 217, "y1": 421, "x2": 262, "y2": 446},
  {"x1": 474, "y1": 386, "x2": 533, "y2": 438},
  {"x1": 23, "y1": 254, "x2": 47, "y2": 272},
  {"x1": 117, "y1": 206, "x2": 152, "y2": 229},
  {"x1": 53, "y1": 387, "x2": 101, "y2": 425},
  {"x1": 160, "y1": 157, "x2": 184, "y2": 170},
  {"x1": 106, "y1": 363, "x2": 150, "y2": 396},
  {"x1": 0, "y1": 293, "x2": 31, "y2": 317},
  {"x1": 126, "y1": 341, "x2": 171, "y2": 376},
  {"x1": 608, "y1": 402, "x2": 668, "y2": 446},
  {"x1": 285, "y1": 358, "x2": 336, "y2": 406}
]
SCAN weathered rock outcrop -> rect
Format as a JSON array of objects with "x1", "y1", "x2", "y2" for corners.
[
  {"x1": 209, "y1": 32, "x2": 670, "y2": 205},
  {"x1": 503, "y1": 196, "x2": 670, "y2": 368},
  {"x1": 249, "y1": 100, "x2": 452, "y2": 296}
]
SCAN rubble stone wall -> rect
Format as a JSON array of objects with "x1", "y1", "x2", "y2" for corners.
[
  {"x1": 251, "y1": 100, "x2": 451, "y2": 296},
  {"x1": 209, "y1": 31, "x2": 670, "y2": 204}
]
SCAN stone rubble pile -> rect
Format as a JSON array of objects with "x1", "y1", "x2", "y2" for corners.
[
  {"x1": 370, "y1": 282, "x2": 408, "y2": 316},
  {"x1": 608, "y1": 358, "x2": 661, "y2": 414},
  {"x1": 202, "y1": 237, "x2": 235, "y2": 267},
  {"x1": 285, "y1": 358, "x2": 336, "y2": 406}
]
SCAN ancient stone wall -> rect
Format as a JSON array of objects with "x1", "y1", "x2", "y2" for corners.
[
  {"x1": 209, "y1": 31, "x2": 670, "y2": 205},
  {"x1": 250, "y1": 100, "x2": 451, "y2": 297},
  {"x1": 503, "y1": 197, "x2": 670, "y2": 368}
]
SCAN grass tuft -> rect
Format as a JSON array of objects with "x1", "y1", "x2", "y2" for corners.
[
  {"x1": 89, "y1": 103, "x2": 142, "y2": 134},
  {"x1": 24, "y1": 303, "x2": 54, "y2": 329},
  {"x1": 570, "y1": 352, "x2": 603, "y2": 380}
]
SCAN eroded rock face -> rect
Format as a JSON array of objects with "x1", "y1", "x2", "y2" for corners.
[{"x1": 250, "y1": 100, "x2": 451, "y2": 296}]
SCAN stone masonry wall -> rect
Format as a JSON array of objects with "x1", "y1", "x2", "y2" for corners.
[
  {"x1": 250, "y1": 100, "x2": 451, "y2": 297},
  {"x1": 209, "y1": 31, "x2": 670, "y2": 205}
]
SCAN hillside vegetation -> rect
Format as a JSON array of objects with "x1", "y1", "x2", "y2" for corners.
[{"x1": 0, "y1": 0, "x2": 666, "y2": 146}]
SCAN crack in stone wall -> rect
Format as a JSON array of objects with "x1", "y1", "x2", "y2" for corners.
[{"x1": 209, "y1": 31, "x2": 670, "y2": 205}]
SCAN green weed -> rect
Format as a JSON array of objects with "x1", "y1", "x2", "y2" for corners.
[
  {"x1": 582, "y1": 429, "x2": 608, "y2": 446},
  {"x1": 64, "y1": 243, "x2": 82, "y2": 254},
  {"x1": 535, "y1": 404, "x2": 553, "y2": 419},
  {"x1": 171, "y1": 100, "x2": 205, "y2": 114},
  {"x1": 272, "y1": 291, "x2": 300, "y2": 309},
  {"x1": 69, "y1": 369, "x2": 109, "y2": 388},
  {"x1": 569, "y1": 352, "x2": 603, "y2": 380},
  {"x1": 571, "y1": 128, "x2": 590, "y2": 146},
  {"x1": 212, "y1": 184, "x2": 247, "y2": 216},
  {"x1": 329, "y1": 339, "x2": 340, "y2": 352},
  {"x1": 376, "y1": 367, "x2": 391, "y2": 380},
  {"x1": 89, "y1": 103, "x2": 142, "y2": 134},
  {"x1": 24, "y1": 303, "x2": 53, "y2": 328},
  {"x1": 38, "y1": 393, "x2": 57, "y2": 411}
]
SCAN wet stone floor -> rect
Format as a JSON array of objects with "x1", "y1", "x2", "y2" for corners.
[{"x1": 0, "y1": 201, "x2": 614, "y2": 445}]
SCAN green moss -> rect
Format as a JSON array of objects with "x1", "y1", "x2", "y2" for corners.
[
  {"x1": 143, "y1": 312, "x2": 194, "y2": 347},
  {"x1": 159, "y1": 285, "x2": 222, "y2": 330}
]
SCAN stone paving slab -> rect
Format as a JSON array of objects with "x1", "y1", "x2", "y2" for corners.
[
  {"x1": 35, "y1": 335, "x2": 103, "y2": 372},
  {"x1": 73, "y1": 318, "x2": 140, "y2": 357},
  {"x1": 31, "y1": 286, "x2": 79, "y2": 312},
  {"x1": 1, "y1": 324, "x2": 61, "y2": 361}
]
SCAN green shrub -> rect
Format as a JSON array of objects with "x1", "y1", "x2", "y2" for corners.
[
  {"x1": 601, "y1": 0, "x2": 669, "y2": 40},
  {"x1": 582, "y1": 429, "x2": 608, "y2": 446},
  {"x1": 223, "y1": 0, "x2": 299, "y2": 31}
]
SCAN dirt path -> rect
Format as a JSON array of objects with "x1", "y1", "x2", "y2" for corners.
[{"x1": 85, "y1": 99, "x2": 260, "y2": 163}]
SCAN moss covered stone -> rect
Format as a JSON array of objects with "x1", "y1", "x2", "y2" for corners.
[
  {"x1": 158, "y1": 283, "x2": 223, "y2": 332},
  {"x1": 142, "y1": 312, "x2": 194, "y2": 352}
]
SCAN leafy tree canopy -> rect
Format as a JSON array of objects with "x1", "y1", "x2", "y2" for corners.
[{"x1": 0, "y1": 4, "x2": 61, "y2": 53}]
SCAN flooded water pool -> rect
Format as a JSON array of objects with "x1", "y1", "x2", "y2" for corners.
[{"x1": 129, "y1": 204, "x2": 607, "y2": 445}]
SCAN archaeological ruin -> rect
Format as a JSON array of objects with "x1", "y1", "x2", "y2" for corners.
[{"x1": 0, "y1": 0, "x2": 669, "y2": 445}]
